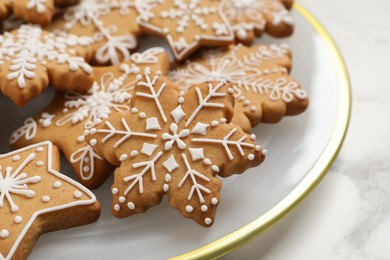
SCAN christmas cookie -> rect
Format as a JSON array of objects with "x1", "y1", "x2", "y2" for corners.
[
  {"x1": 137, "y1": 0, "x2": 234, "y2": 61},
  {"x1": 47, "y1": 0, "x2": 143, "y2": 65},
  {"x1": 84, "y1": 67, "x2": 266, "y2": 227},
  {"x1": 10, "y1": 48, "x2": 169, "y2": 189},
  {"x1": 223, "y1": 0, "x2": 294, "y2": 44},
  {"x1": 169, "y1": 44, "x2": 308, "y2": 132},
  {"x1": 0, "y1": 24, "x2": 94, "y2": 106},
  {"x1": 0, "y1": 141, "x2": 100, "y2": 260},
  {"x1": 0, "y1": 0, "x2": 79, "y2": 26}
]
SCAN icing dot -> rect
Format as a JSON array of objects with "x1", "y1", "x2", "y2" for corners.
[
  {"x1": 36, "y1": 161, "x2": 44, "y2": 167},
  {"x1": 0, "y1": 229, "x2": 9, "y2": 239},
  {"x1": 211, "y1": 121, "x2": 219, "y2": 127},
  {"x1": 179, "y1": 91, "x2": 185, "y2": 96},
  {"x1": 212, "y1": 165, "x2": 219, "y2": 172},
  {"x1": 255, "y1": 145, "x2": 261, "y2": 151},
  {"x1": 74, "y1": 191, "x2": 82, "y2": 199},
  {"x1": 262, "y1": 149, "x2": 268, "y2": 156},
  {"x1": 201, "y1": 205, "x2": 208, "y2": 212},
  {"x1": 12, "y1": 155, "x2": 20, "y2": 161},
  {"x1": 83, "y1": 130, "x2": 90, "y2": 136},
  {"x1": 220, "y1": 118, "x2": 227, "y2": 123},
  {"x1": 119, "y1": 196, "x2": 126, "y2": 203},
  {"x1": 114, "y1": 204, "x2": 121, "y2": 211},
  {"x1": 83, "y1": 166, "x2": 90, "y2": 172},
  {"x1": 130, "y1": 150, "x2": 138, "y2": 157},
  {"x1": 178, "y1": 97, "x2": 184, "y2": 103},
  {"x1": 112, "y1": 188, "x2": 119, "y2": 195},
  {"x1": 250, "y1": 106, "x2": 257, "y2": 112},
  {"x1": 42, "y1": 196, "x2": 51, "y2": 202},
  {"x1": 14, "y1": 216, "x2": 23, "y2": 224},
  {"x1": 127, "y1": 202, "x2": 135, "y2": 210},
  {"x1": 63, "y1": 108, "x2": 69, "y2": 113},
  {"x1": 90, "y1": 128, "x2": 97, "y2": 134},
  {"x1": 163, "y1": 184, "x2": 169, "y2": 192},
  {"x1": 139, "y1": 112, "x2": 146, "y2": 118},
  {"x1": 84, "y1": 158, "x2": 90, "y2": 163},
  {"x1": 228, "y1": 88, "x2": 234, "y2": 94},
  {"x1": 244, "y1": 100, "x2": 250, "y2": 105},
  {"x1": 185, "y1": 205, "x2": 193, "y2": 212},
  {"x1": 248, "y1": 154, "x2": 255, "y2": 161},
  {"x1": 119, "y1": 154, "x2": 128, "y2": 161},
  {"x1": 36, "y1": 147, "x2": 44, "y2": 152},
  {"x1": 90, "y1": 139, "x2": 97, "y2": 146},
  {"x1": 165, "y1": 174, "x2": 172, "y2": 182},
  {"x1": 53, "y1": 181, "x2": 62, "y2": 188},
  {"x1": 131, "y1": 108, "x2": 138, "y2": 113},
  {"x1": 211, "y1": 198, "x2": 219, "y2": 205},
  {"x1": 205, "y1": 218, "x2": 212, "y2": 225},
  {"x1": 77, "y1": 135, "x2": 85, "y2": 142},
  {"x1": 204, "y1": 158, "x2": 212, "y2": 165},
  {"x1": 250, "y1": 134, "x2": 256, "y2": 140}
]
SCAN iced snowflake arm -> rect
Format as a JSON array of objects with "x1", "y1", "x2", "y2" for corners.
[{"x1": 166, "y1": 153, "x2": 222, "y2": 227}]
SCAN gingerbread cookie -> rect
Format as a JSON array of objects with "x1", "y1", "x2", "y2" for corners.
[
  {"x1": 0, "y1": 0, "x2": 78, "y2": 26},
  {"x1": 10, "y1": 48, "x2": 169, "y2": 189},
  {"x1": 47, "y1": 0, "x2": 144, "y2": 65},
  {"x1": 170, "y1": 44, "x2": 308, "y2": 132},
  {"x1": 0, "y1": 24, "x2": 95, "y2": 106},
  {"x1": 137, "y1": 0, "x2": 234, "y2": 61},
  {"x1": 223, "y1": 0, "x2": 294, "y2": 44},
  {"x1": 0, "y1": 141, "x2": 100, "y2": 260},
  {"x1": 84, "y1": 67, "x2": 266, "y2": 227}
]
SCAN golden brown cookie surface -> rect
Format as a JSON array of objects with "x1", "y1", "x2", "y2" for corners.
[
  {"x1": 0, "y1": 24, "x2": 95, "y2": 106},
  {"x1": 137, "y1": 0, "x2": 234, "y2": 61},
  {"x1": 169, "y1": 44, "x2": 308, "y2": 132},
  {"x1": 10, "y1": 48, "x2": 170, "y2": 189},
  {"x1": 0, "y1": 141, "x2": 100, "y2": 260},
  {"x1": 84, "y1": 68, "x2": 266, "y2": 227}
]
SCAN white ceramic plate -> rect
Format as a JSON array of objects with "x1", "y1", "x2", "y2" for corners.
[{"x1": 0, "y1": 4, "x2": 350, "y2": 259}]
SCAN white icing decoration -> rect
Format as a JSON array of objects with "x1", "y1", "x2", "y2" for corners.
[
  {"x1": 36, "y1": 161, "x2": 44, "y2": 167},
  {"x1": 53, "y1": 181, "x2": 62, "y2": 188},
  {"x1": 205, "y1": 218, "x2": 212, "y2": 225},
  {"x1": 9, "y1": 118, "x2": 37, "y2": 144},
  {"x1": 14, "y1": 216, "x2": 23, "y2": 224},
  {"x1": 162, "y1": 155, "x2": 179, "y2": 173},
  {"x1": 170, "y1": 105, "x2": 186, "y2": 124},
  {"x1": 114, "y1": 204, "x2": 120, "y2": 211},
  {"x1": 211, "y1": 197, "x2": 218, "y2": 205},
  {"x1": 201, "y1": 205, "x2": 208, "y2": 212},
  {"x1": 141, "y1": 143, "x2": 159, "y2": 156},
  {"x1": 136, "y1": 0, "x2": 234, "y2": 60},
  {"x1": 74, "y1": 191, "x2": 82, "y2": 199},
  {"x1": 112, "y1": 188, "x2": 119, "y2": 194},
  {"x1": 127, "y1": 202, "x2": 135, "y2": 210},
  {"x1": 0, "y1": 229, "x2": 9, "y2": 238},
  {"x1": 70, "y1": 145, "x2": 103, "y2": 181},
  {"x1": 188, "y1": 148, "x2": 205, "y2": 162},
  {"x1": 0, "y1": 153, "x2": 40, "y2": 212},
  {"x1": 119, "y1": 196, "x2": 126, "y2": 203},
  {"x1": 119, "y1": 154, "x2": 128, "y2": 161},
  {"x1": 12, "y1": 155, "x2": 20, "y2": 162},
  {"x1": 185, "y1": 205, "x2": 193, "y2": 213},
  {"x1": 39, "y1": 112, "x2": 55, "y2": 128},
  {"x1": 191, "y1": 122, "x2": 209, "y2": 135},
  {"x1": 178, "y1": 154, "x2": 210, "y2": 204},
  {"x1": 162, "y1": 123, "x2": 189, "y2": 150},
  {"x1": 165, "y1": 174, "x2": 172, "y2": 182},
  {"x1": 146, "y1": 117, "x2": 161, "y2": 130},
  {"x1": 1, "y1": 25, "x2": 92, "y2": 89},
  {"x1": 192, "y1": 128, "x2": 256, "y2": 160},
  {"x1": 41, "y1": 195, "x2": 50, "y2": 202},
  {"x1": 26, "y1": 0, "x2": 47, "y2": 14},
  {"x1": 163, "y1": 184, "x2": 169, "y2": 192},
  {"x1": 0, "y1": 142, "x2": 97, "y2": 260}
]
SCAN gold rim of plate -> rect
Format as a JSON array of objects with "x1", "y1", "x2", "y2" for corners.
[{"x1": 172, "y1": 2, "x2": 352, "y2": 259}]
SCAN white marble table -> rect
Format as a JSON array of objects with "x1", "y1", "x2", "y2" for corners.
[{"x1": 225, "y1": 0, "x2": 390, "y2": 259}]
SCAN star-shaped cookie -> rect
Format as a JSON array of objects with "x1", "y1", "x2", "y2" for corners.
[
  {"x1": 10, "y1": 48, "x2": 169, "y2": 189},
  {"x1": 137, "y1": 0, "x2": 234, "y2": 61},
  {"x1": 84, "y1": 67, "x2": 266, "y2": 226},
  {"x1": 0, "y1": 0, "x2": 79, "y2": 26},
  {"x1": 169, "y1": 44, "x2": 308, "y2": 132},
  {"x1": 223, "y1": 0, "x2": 294, "y2": 44},
  {"x1": 0, "y1": 141, "x2": 100, "y2": 260},
  {"x1": 0, "y1": 24, "x2": 95, "y2": 106},
  {"x1": 47, "y1": 0, "x2": 143, "y2": 65}
]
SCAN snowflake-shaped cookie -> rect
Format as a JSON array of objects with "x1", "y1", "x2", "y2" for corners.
[
  {"x1": 10, "y1": 48, "x2": 169, "y2": 189},
  {"x1": 137, "y1": 0, "x2": 234, "y2": 61},
  {"x1": 170, "y1": 44, "x2": 308, "y2": 132},
  {"x1": 223, "y1": 0, "x2": 294, "y2": 44},
  {"x1": 0, "y1": 24, "x2": 95, "y2": 106},
  {"x1": 0, "y1": 141, "x2": 100, "y2": 260},
  {"x1": 47, "y1": 0, "x2": 144, "y2": 65},
  {"x1": 84, "y1": 67, "x2": 266, "y2": 226},
  {"x1": 0, "y1": 0, "x2": 78, "y2": 25}
]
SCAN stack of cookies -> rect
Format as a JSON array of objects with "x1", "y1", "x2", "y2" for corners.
[{"x1": 0, "y1": 0, "x2": 309, "y2": 258}]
